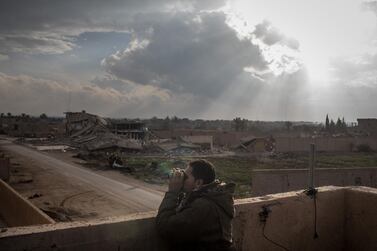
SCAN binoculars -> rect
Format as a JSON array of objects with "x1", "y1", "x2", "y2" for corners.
[{"x1": 169, "y1": 168, "x2": 188, "y2": 181}]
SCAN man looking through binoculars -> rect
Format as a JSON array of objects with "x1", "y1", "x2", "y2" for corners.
[{"x1": 156, "y1": 159, "x2": 236, "y2": 251}]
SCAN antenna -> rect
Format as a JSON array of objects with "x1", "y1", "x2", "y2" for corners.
[
  {"x1": 308, "y1": 143, "x2": 315, "y2": 189},
  {"x1": 305, "y1": 143, "x2": 319, "y2": 239}
]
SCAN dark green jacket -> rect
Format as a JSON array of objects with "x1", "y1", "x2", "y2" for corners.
[{"x1": 156, "y1": 180, "x2": 236, "y2": 251}]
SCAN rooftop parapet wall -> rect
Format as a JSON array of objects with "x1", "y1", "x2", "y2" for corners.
[
  {"x1": 233, "y1": 187, "x2": 345, "y2": 251},
  {"x1": 251, "y1": 167, "x2": 377, "y2": 196},
  {"x1": 0, "y1": 187, "x2": 376, "y2": 251},
  {"x1": 0, "y1": 179, "x2": 54, "y2": 227},
  {"x1": 344, "y1": 187, "x2": 377, "y2": 251}
]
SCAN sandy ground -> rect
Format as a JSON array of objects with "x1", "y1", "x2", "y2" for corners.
[
  {"x1": 1, "y1": 141, "x2": 167, "y2": 223},
  {"x1": 47, "y1": 150, "x2": 167, "y2": 193}
]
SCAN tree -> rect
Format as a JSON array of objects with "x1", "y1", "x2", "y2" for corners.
[
  {"x1": 40, "y1": 113, "x2": 48, "y2": 119},
  {"x1": 163, "y1": 116, "x2": 171, "y2": 130},
  {"x1": 172, "y1": 116, "x2": 179, "y2": 123},
  {"x1": 330, "y1": 119, "x2": 335, "y2": 131},
  {"x1": 342, "y1": 117, "x2": 346, "y2": 128},
  {"x1": 232, "y1": 117, "x2": 247, "y2": 131},
  {"x1": 285, "y1": 121, "x2": 293, "y2": 131},
  {"x1": 336, "y1": 117, "x2": 342, "y2": 129},
  {"x1": 325, "y1": 114, "x2": 330, "y2": 130}
]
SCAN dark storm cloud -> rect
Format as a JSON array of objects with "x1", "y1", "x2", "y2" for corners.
[
  {"x1": 0, "y1": 0, "x2": 227, "y2": 55},
  {"x1": 253, "y1": 20, "x2": 300, "y2": 50},
  {"x1": 102, "y1": 11, "x2": 268, "y2": 98},
  {"x1": 1, "y1": 0, "x2": 314, "y2": 120}
]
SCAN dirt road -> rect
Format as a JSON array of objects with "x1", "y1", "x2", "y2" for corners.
[{"x1": 1, "y1": 140, "x2": 164, "y2": 214}]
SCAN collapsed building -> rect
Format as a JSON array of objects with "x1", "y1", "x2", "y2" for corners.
[
  {"x1": 235, "y1": 136, "x2": 275, "y2": 153},
  {"x1": 65, "y1": 112, "x2": 144, "y2": 153},
  {"x1": 110, "y1": 120, "x2": 147, "y2": 141},
  {"x1": 65, "y1": 112, "x2": 212, "y2": 156}
]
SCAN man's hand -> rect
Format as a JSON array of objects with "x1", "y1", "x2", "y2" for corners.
[{"x1": 168, "y1": 169, "x2": 184, "y2": 192}]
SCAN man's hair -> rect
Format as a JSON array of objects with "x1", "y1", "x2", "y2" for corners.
[{"x1": 189, "y1": 159, "x2": 216, "y2": 185}]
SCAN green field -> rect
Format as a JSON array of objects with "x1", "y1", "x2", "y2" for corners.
[
  {"x1": 255, "y1": 152, "x2": 377, "y2": 169},
  {"x1": 122, "y1": 156, "x2": 253, "y2": 198},
  {"x1": 121, "y1": 152, "x2": 377, "y2": 198}
]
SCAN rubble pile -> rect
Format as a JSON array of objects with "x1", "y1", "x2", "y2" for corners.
[{"x1": 66, "y1": 112, "x2": 143, "y2": 153}]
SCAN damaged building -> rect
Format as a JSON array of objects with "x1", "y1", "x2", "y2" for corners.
[
  {"x1": 235, "y1": 136, "x2": 275, "y2": 153},
  {"x1": 110, "y1": 120, "x2": 148, "y2": 142},
  {"x1": 65, "y1": 111, "x2": 108, "y2": 137},
  {"x1": 65, "y1": 112, "x2": 145, "y2": 153}
]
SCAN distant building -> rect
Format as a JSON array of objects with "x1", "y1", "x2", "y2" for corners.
[
  {"x1": 65, "y1": 111, "x2": 108, "y2": 137},
  {"x1": 357, "y1": 118, "x2": 377, "y2": 135},
  {"x1": 110, "y1": 120, "x2": 147, "y2": 141}
]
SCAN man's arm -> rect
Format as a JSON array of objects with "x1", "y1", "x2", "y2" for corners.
[{"x1": 156, "y1": 194, "x2": 212, "y2": 241}]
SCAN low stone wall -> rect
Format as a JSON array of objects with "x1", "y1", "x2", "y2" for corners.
[
  {"x1": 251, "y1": 167, "x2": 377, "y2": 196},
  {"x1": 275, "y1": 136, "x2": 377, "y2": 152},
  {"x1": 2, "y1": 187, "x2": 376, "y2": 251},
  {"x1": 153, "y1": 130, "x2": 253, "y2": 147},
  {"x1": 0, "y1": 179, "x2": 54, "y2": 227}
]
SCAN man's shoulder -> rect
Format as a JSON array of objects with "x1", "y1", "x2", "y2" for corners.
[{"x1": 189, "y1": 194, "x2": 218, "y2": 210}]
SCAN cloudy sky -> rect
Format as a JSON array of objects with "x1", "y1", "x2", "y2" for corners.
[{"x1": 1, "y1": 0, "x2": 377, "y2": 122}]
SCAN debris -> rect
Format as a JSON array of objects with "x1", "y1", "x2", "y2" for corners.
[
  {"x1": 19, "y1": 178, "x2": 33, "y2": 184},
  {"x1": 41, "y1": 208, "x2": 72, "y2": 222},
  {"x1": 35, "y1": 145, "x2": 72, "y2": 151},
  {"x1": 28, "y1": 193, "x2": 43, "y2": 199}
]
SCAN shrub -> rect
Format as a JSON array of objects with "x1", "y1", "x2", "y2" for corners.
[{"x1": 356, "y1": 144, "x2": 373, "y2": 153}]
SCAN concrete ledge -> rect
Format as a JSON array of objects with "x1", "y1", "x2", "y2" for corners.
[
  {"x1": 0, "y1": 179, "x2": 54, "y2": 227},
  {"x1": 0, "y1": 212, "x2": 166, "y2": 251},
  {"x1": 0, "y1": 186, "x2": 376, "y2": 251},
  {"x1": 344, "y1": 186, "x2": 377, "y2": 251}
]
